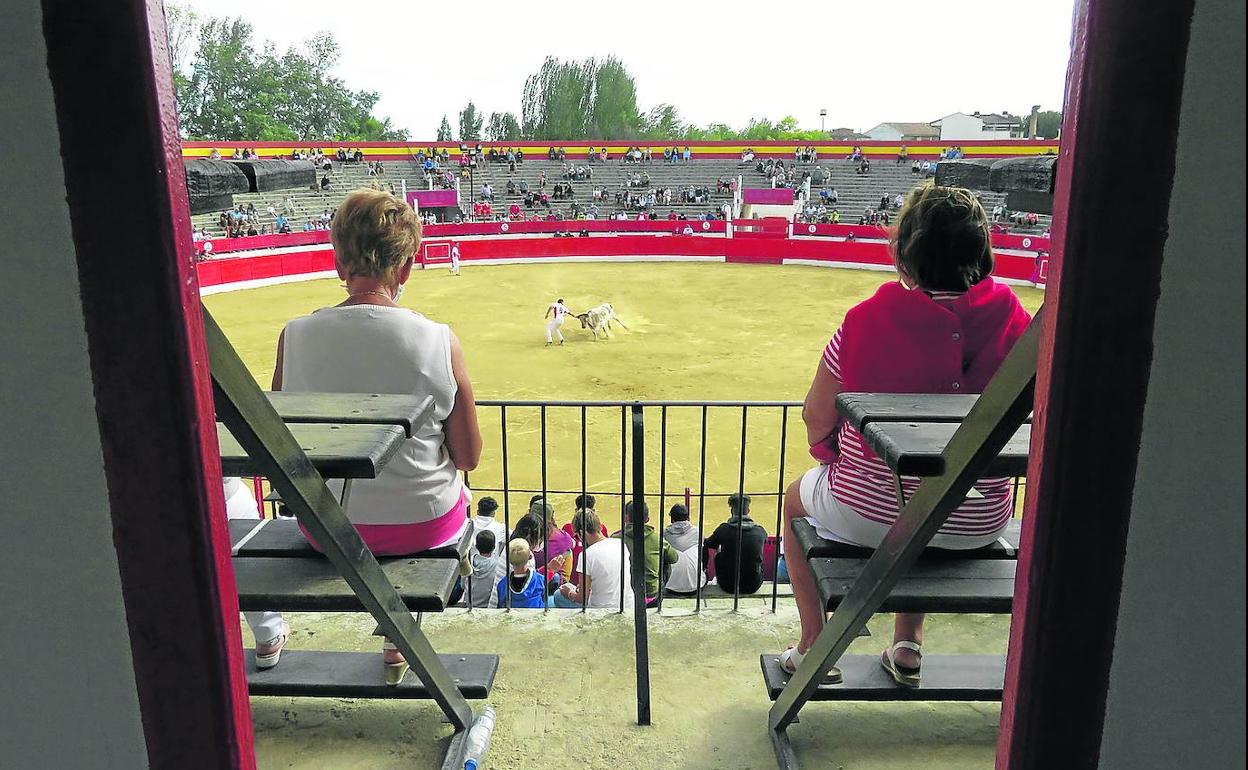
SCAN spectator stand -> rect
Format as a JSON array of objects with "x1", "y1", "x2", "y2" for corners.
[
  {"x1": 761, "y1": 312, "x2": 1042, "y2": 770},
  {"x1": 204, "y1": 307, "x2": 499, "y2": 770}
]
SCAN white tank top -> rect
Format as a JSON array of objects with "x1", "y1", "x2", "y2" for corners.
[{"x1": 280, "y1": 304, "x2": 461, "y2": 525}]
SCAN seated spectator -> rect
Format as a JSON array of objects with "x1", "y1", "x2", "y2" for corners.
[
  {"x1": 506, "y1": 179, "x2": 517, "y2": 195},
  {"x1": 779, "y1": 182, "x2": 1032, "y2": 684},
  {"x1": 497, "y1": 538, "x2": 547, "y2": 609},
  {"x1": 616, "y1": 500, "x2": 680, "y2": 604},
  {"x1": 554, "y1": 508, "x2": 633, "y2": 609},
  {"x1": 320, "y1": 174, "x2": 332, "y2": 190},
  {"x1": 465, "y1": 530, "x2": 506, "y2": 608},
  {"x1": 562, "y1": 494, "x2": 611, "y2": 541},
  {"x1": 209, "y1": 148, "x2": 221, "y2": 160},
  {"x1": 663, "y1": 504, "x2": 706, "y2": 594},
  {"x1": 518, "y1": 179, "x2": 529, "y2": 194},
  {"x1": 703, "y1": 493, "x2": 766, "y2": 596},
  {"x1": 897, "y1": 144, "x2": 909, "y2": 164},
  {"x1": 470, "y1": 496, "x2": 507, "y2": 552},
  {"x1": 911, "y1": 159, "x2": 921, "y2": 175},
  {"x1": 529, "y1": 499, "x2": 573, "y2": 583},
  {"x1": 273, "y1": 189, "x2": 481, "y2": 682}
]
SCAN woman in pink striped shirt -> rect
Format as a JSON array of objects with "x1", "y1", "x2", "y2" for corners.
[{"x1": 779, "y1": 184, "x2": 1032, "y2": 686}]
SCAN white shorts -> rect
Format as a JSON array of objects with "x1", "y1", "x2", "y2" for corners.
[{"x1": 797, "y1": 465, "x2": 1003, "y2": 551}]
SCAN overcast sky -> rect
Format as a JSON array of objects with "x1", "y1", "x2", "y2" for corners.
[{"x1": 181, "y1": 0, "x2": 1077, "y2": 138}]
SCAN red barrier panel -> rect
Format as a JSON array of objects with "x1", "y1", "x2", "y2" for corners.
[
  {"x1": 201, "y1": 230, "x2": 330, "y2": 256},
  {"x1": 198, "y1": 230, "x2": 1041, "y2": 289},
  {"x1": 425, "y1": 219, "x2": 729, "y2": 238}
]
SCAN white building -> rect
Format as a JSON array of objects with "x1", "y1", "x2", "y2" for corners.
[
  {"x1": 930, "y1": 112, "x2": 1023, "y2": 140},
  {"x1": 863, "y1": 122, "x2": 941, "y2": 141}
]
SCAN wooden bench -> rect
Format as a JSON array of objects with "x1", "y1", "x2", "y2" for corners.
[
  {"x1": 763, "y1": 391, "x2": 1034, "y2": 717},
  {"x1": 223, "y1": 392, "x2": 497, "y2": 703}
]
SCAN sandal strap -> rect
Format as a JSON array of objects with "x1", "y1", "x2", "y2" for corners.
[{"x1": 890, "y1": 640, "x2": 922, "y2": 655}]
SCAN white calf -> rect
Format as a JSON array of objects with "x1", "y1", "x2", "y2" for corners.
[{"x1": 576, "y1": 303, "x2": 628, "y2": 339}]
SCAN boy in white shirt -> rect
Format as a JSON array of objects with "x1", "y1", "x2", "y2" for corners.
[{"x1": 555, "y1": 508, "x2": 633, "y2": 609}]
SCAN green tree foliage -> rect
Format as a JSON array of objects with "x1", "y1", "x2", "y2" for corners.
[
  {"x1": 486, "y1": 112, "x2": 523, "y2": 142},
  {"x1": 588, "y1": 57, "x2": 641, "y2": 139},
  {"x1": 437, "y1": 115, "x2": 453, "y2": 141},
  {"x1": 173, "y1": 14, "x2": 407, "y2": 141},
  {"x1": 458, "y1": 101, "x2": 484, "y2": 141},
  {"x1": 1034, "y1": 110, "x2": 1062, "y2": 139},
  {"x1": 522, "y1": 56, "x2": 596, "y2": 139}
]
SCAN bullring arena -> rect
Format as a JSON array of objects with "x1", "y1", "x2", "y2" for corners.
[
  {"x1": 194, "y1": 139, "x2": 1047, "y2": 769},
  {"x1": 7, "y1": 4, "x2": 1244, "y2": 770}
]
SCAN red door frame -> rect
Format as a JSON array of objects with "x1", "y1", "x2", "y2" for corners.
[
  {"x1": 997, "y1": 0, "x2": 1195, "y2": 767},
  {"x1": 40, "y1": 0, "x2": 255, "y2": 767},
  {"x1": 36, "y1": 0, "x2": 1195, "y2": 766}
]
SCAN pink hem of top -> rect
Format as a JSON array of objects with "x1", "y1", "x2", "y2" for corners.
[{"x1": 299, "y1": 489, "x2": 469, "y2": 557}]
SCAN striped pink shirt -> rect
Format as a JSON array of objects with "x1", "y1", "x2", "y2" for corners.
[{"x1": 822, "y1": 303, "x2": 1014, "y2": 538}]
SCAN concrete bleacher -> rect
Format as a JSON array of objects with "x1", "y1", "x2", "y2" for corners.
[{"x1": 190, "y1": 151, "x2": 1050, "y2": 238}]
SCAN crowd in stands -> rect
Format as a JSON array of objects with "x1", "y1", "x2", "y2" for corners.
[{"x1": 452, "y1": 491, "x2": 775, "y2": 609}]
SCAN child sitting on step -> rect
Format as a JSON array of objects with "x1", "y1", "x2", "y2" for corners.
[{"x1": 497, "y1": 538, "x2": 547, "y2": 609}]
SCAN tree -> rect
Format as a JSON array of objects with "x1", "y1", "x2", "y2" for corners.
[
  {"x1": 486, "y1": 112, "x2": 522, "y2": 142},
  {"x1": 457, "y1": 101, "x2": 484, "y2": 141},
  {"x1": 588, "y1": 57, "x2": 641, "y2": 138},
  {"x1": 164, "y1": 3, "x2": 198, "y2": 76},
  {"x1": 1034, "y1": 110, "x2": 1062, "y2": 139},
  {"x1": 522, "y1": 56, "x2": 596, "y2": 139},
  {"x1": 437, "y1": 115, "x2": 453, "y2": 141},
  {"x1": 173, "y1": 15, "x2": 408, "y2": 141}
]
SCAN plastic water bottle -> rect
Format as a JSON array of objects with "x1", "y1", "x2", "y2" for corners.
[{"x1": 463, "y1": 706, "x2": 497, "y2": 770}]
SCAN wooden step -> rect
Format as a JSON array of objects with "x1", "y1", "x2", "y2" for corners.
[
  {"x1": 790, "y1": 518, "x2": 1020, "y2": 561},
  {"x1": 247, "y1": 650, "x2": 497, "y2": 699},
  {"x1": 235, "y1": 556, "x2": 458, "y2": 612},
  {"x1": 810, "y1": 558, "x2": 1015, "y2": 613},
  {"x1": 759, "y1": 653, "x2": 1004, "y2": 702}
]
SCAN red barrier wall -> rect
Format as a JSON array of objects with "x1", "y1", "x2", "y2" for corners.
[{"x1": 196, "y1": 221, "x2": 1046, "y2": 288}]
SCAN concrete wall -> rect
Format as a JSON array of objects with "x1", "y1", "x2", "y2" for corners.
[
  {"x1": 0, "y1": 2, "x2": 149, "y2": 767},
  {"x1": 1097, "y1": 0, "x2": 1246, "y2": 766}
]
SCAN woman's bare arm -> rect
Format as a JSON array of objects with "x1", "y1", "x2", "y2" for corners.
[
  {"x1": 443, "y1": 331, "x2": 482, "y2": 471},
  {"x1": 802, "y1": 362, "x2": 843, "y2": 448},
  {"x1": 271, "y1": 329, "x2": 285, "y2": 391}
]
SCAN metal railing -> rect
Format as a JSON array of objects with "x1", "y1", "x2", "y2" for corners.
[{"x1": 253, "y1": 397, "x2": 1028, "y2": 615}]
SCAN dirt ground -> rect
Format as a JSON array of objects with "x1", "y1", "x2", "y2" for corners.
[
  {"x1": 247, "y1": 603, "x2": 1009, "y2": 770},
  {"x1": 206, "y1": 262, "x2": 1043, "y2": 769}
]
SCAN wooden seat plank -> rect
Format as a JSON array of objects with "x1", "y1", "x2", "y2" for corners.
[
  {"x1": 810, "y1": 557, "x2": 1015, "y2": 613},
  {"x1": 262, "y1": 392, "x2": 435, "y2": 439},
  {"x1": 228, "y1": 518, "x2": 471, "y2": 560},
  {"x1": 234, "y1": 556, "x2": 458, "y2": 612},
  {"x1": 218, "y1": 422, "x2": 406, "y2": 479},
  {"x1": 760, "y1": 653, "x2": 1004, "y2": 702},
  {"x1": 789, "y1": 518, "x2": 1020, "y2": 561},
  {"x1": 860, "y1": 421, "x2": 1031, "y2": 477},
  {"x1": 246, "y1": 651, "x2": 497, "y2": 699},
  {"x1": 836, "y1": 392, "x2": 1033, "y2": 430}
]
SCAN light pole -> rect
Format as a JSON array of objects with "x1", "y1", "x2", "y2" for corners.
[{"x1": 820, "y1": 108, "x2": 827, "y2": 134}]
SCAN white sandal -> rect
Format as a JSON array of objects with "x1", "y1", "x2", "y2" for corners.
[
  {"x1": 254, "y1": 622, "x2": 290, "y2": 671},
  {"x1": 778, "y1": 646, "x2": 842, "y2": 684},
  {"x1": 880, "y1": 640, "x2": 922, "y2": 688},
  {"x1": 382, "y1": 639, "x2": 409, "y2": 687}
]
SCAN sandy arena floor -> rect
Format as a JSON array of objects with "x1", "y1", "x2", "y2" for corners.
[{"x1": 206, "y1": 262, "x2": 1044, "y2": 769}]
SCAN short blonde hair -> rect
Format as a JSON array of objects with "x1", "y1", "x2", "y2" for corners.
[
  {"x1": 507, "y1": 538, "x2": 533, "y2": 569},
  {"x1": 330, "y1": 189, "x2": 421, "y2": 280}
]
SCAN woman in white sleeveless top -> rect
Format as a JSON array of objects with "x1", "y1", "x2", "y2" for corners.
[{"x1": 273, "y1": 189, "x2": 482, "y2": 684}]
